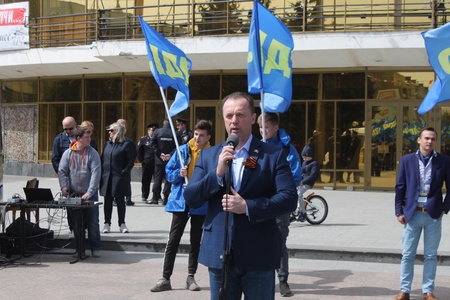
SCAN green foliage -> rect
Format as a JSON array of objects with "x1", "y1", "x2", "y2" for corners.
[
  {"x1": 196, "y1": 0, "x2": 242, "y2": 35},
  {"x1": 286, "y1": 0, "x2": 322, "y2": 31}
]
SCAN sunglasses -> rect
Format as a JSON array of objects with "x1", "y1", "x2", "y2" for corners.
[
  {"x1": 64, "y1": 127, "x2": 74, "y2": 131},
  {"x1": 108, "y1": 129, "x2": 115, "y2": 133}
]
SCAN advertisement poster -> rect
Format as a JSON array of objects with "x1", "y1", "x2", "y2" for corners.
[{"x1": 0, "y1": 1, "x2": 29, "y2": 51}]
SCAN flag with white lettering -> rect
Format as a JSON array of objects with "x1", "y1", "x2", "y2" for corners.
[
  {"x1": 418, "y1": 22, "x2": 450, "y2": 115},
  {"x1": 247, "y1": 0, "x2": 294, "y2": 113},
  {"x1": 138, "y1": 15, "x2": 191, "y2": 116}
]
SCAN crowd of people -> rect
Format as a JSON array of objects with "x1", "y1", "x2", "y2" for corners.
[{"x1": 50, "y1": 92, "x2": 450, "y2": 300}]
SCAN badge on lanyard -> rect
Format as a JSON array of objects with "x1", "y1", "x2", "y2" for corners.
[{"x1": 418, "y1": 193, "x2": 427, "y2": 204}]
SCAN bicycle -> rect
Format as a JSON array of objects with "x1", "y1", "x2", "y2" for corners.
[{"x1": 292, "y1": 192, "x2": 329, "y2": 225}]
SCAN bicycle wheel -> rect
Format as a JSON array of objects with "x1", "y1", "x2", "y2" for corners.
[{"x1": 305, "y1": 195, "x2": 328, "y2": 225}]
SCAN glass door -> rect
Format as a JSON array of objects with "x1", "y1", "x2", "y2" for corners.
[
  {"x1": 192, "y1": 100, "x2": 223, "y2": 146},
  {"x1": 368, "y1": 103, "x2": 399, "y2": 189},
  {"x1": 368, "y1": 100, "x2": 431, "y2": 190}
]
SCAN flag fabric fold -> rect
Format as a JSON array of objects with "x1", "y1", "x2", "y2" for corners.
[
  {"x1": 247, "y1": 0, "x2": 294, "y2": 113},
  {"x1": 138, "y1": 15, "x2": 192, "y2": 116},
  {"x1": 418, "y1": 22, "x2": 450, "y2": 115}
]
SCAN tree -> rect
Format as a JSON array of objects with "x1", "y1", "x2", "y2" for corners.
[
  {"x1": 287, "y1": 0, "x2": 323, "y2": 32},
  {"x1": 196, "y1": 0, "x2": 242, "y2": 35}
]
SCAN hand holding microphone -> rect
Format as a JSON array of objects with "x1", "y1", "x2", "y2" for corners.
[
  {"x1": 226, "y1": 134, "x2": 239, "y2": 165},
  {"x1": 216, "y1": 134, "x2": 239, "y2": 177}
]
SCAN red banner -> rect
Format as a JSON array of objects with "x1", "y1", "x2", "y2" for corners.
[{"x1": 0, "y1": 8, "x2": 25, "y2": 26}]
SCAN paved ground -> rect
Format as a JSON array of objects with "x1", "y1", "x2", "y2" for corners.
[{"x1": 2, "y1": 175, "x2": 450, "y2": 299}]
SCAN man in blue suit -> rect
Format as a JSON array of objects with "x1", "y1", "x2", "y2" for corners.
[
  {"x1": 394, "y1": 127, "x2": 450, "y2": 300},
  {"x1": 184, "y1": 92, "x2": 297, "y2": 300}
]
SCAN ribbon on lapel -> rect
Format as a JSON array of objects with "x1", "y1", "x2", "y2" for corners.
[{"x1": 240, "y1": 148, "x2": 260, "y2": 190}]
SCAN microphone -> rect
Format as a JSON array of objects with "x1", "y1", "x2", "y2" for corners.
[
  {"x1": 226, "y1": 134, "x2": 239, "y2": 149},
  {"x1": 226, "y1": 134, "x2": 239, "y2": 165}
]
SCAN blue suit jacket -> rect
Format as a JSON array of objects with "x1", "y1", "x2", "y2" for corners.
[
  {"x1": 395, "y1": 151, "x2": 450, "y2": 222},
  {"x1": 184, "y1": 137, "x2": 297, "y2": 270}
]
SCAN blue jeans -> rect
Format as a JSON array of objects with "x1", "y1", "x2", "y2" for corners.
[
  {"x1": 209, "y1": 260, "x2": 275, "y2": 300},
  {"x1": 71, "y1": 193, "x2": 101, "y2": 252},
  {"x1": 400, "y1": 210, "x2": 442, "y2": 293},
  {"x1": 297, "y1": 184, "x2": 310, "y2": 213}
]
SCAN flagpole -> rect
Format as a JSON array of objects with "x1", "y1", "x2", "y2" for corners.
[
  {"x1": 254, "y1": 0, "x2": 266, "y2": 142},
  {"x1": 261, "y1": 89, "x2": 266, "y2": 142},
  {"x1": 159, "y1": 86, "x2": 188, "y2": 184}
]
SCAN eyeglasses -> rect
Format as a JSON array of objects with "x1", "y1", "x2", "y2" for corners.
[{"x1": 63, "y1": 127, "x2": 74, "y2": 131}]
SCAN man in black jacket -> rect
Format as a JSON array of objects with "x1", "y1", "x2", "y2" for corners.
[
  {"x1": 176, "y1": 118, "x2": 193, "y2": 145},
  {"x1": 149, "y1": 119, "x2": 176, "y2": 205},
  {"x1": 52, "y1": 116, "x2": 77, "y2": 173},
  {"x1": 137, "y1": 123, "x2": 158, "y2": 202}
]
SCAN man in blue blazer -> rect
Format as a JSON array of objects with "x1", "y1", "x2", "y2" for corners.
[
  {"x1": 184, "y1": 92, "x2": 297, "y2": 300},
  {"x1": 394, "y1": 127, "x2": 450, "y2": 300}
]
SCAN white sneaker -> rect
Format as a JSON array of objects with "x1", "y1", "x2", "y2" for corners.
[
  {"x1": 102, "y1": 224, "x2": 110, "y2": 233},
  {"x1": 119, "y1": 223, "x2": 129, "y2": 233},
  {"x1": 68, "y1": 230, "x2": 74, "y2": 239}
]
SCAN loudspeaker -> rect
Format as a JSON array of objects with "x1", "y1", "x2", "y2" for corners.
[
  {"x1": 1, "y1": 218, "x2": 54, "y2": 257},
  {"x1": 5, "y1": 217, "x2": 48, "y2": 237}
]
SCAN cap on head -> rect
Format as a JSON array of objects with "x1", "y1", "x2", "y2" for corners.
[
  {"x1": 176, "y1": 118, "x2": 187, "y2": 125},
  {"x1": 147, "y1": 123, "x2": 158, "y2": 131},
  {"x1": 301, "y1": 146, "x2": 314, "y2": 158}
]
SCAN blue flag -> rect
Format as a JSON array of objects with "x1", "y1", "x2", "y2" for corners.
[
  {"x1": 138, "y1": 15, "x2": 192, "y2": 117},
  {"x1": 247, "y1": 0, "x2": 294, "y2": 113},
  {"x1": 418, "y1": 22, "x2": 450, "y2": 115}
]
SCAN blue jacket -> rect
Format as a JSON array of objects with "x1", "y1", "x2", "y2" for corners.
[
  {"x1": 264, "y1": 128, "x2": 302, "y2": 186},
  {"x1": 395, "y1": 150, "x2": 450, "y2": 221},
  {"x1": 165, "y1": 143, "x2": 208, "y2": 215},
  {"x1": 301, "y1": 159, "x2": 320, "y2": 187},
  {"x1": 52, "y1": 132, "x2": 72, "y2": 173},
  {"x1": 184, "y1": 137, "x2": 297, "y2": 270}
]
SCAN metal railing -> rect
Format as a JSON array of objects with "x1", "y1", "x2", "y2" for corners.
[{"x1": 27, "y1": 1, "x2": 446, "y2": 48}]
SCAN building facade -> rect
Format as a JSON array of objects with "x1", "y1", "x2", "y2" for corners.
[{"x1": 0, "y1": 0, "x2": 448, "y2": 191}]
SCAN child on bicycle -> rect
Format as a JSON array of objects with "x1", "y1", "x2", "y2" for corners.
[{"x1": 293, "y1": 145, "x2": 320, "y2": 222}]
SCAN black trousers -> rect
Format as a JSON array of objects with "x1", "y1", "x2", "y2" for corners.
[
  {"x1": 141, "y1": 162, "x2": 155, "y2": 200},
  {"x1": 162, "y1": 210, "x2": 205, "y2": 279},
  {"x1": 103, "y1": 180, "x2": 126, "y2": 226},
  {"x1": 153, "y1": 163, "x2": 171, "y2": 199}
]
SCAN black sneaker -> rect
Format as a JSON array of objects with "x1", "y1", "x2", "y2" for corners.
[
  {"x1": 150, "y1": 277, "x2": 172, "y2": 292},
  {"x1": 186, "y1": 275, "x2": 200, "y2": 291},
  {"x1": 297, "y1": 212, "x2": 306, "y2": 222},
  {"x1": 126, "y1": 200, "x2": 135, "y2": 206},
  {"x1": 280, "y1": 281, "x2": 293, "y2": 297}
]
